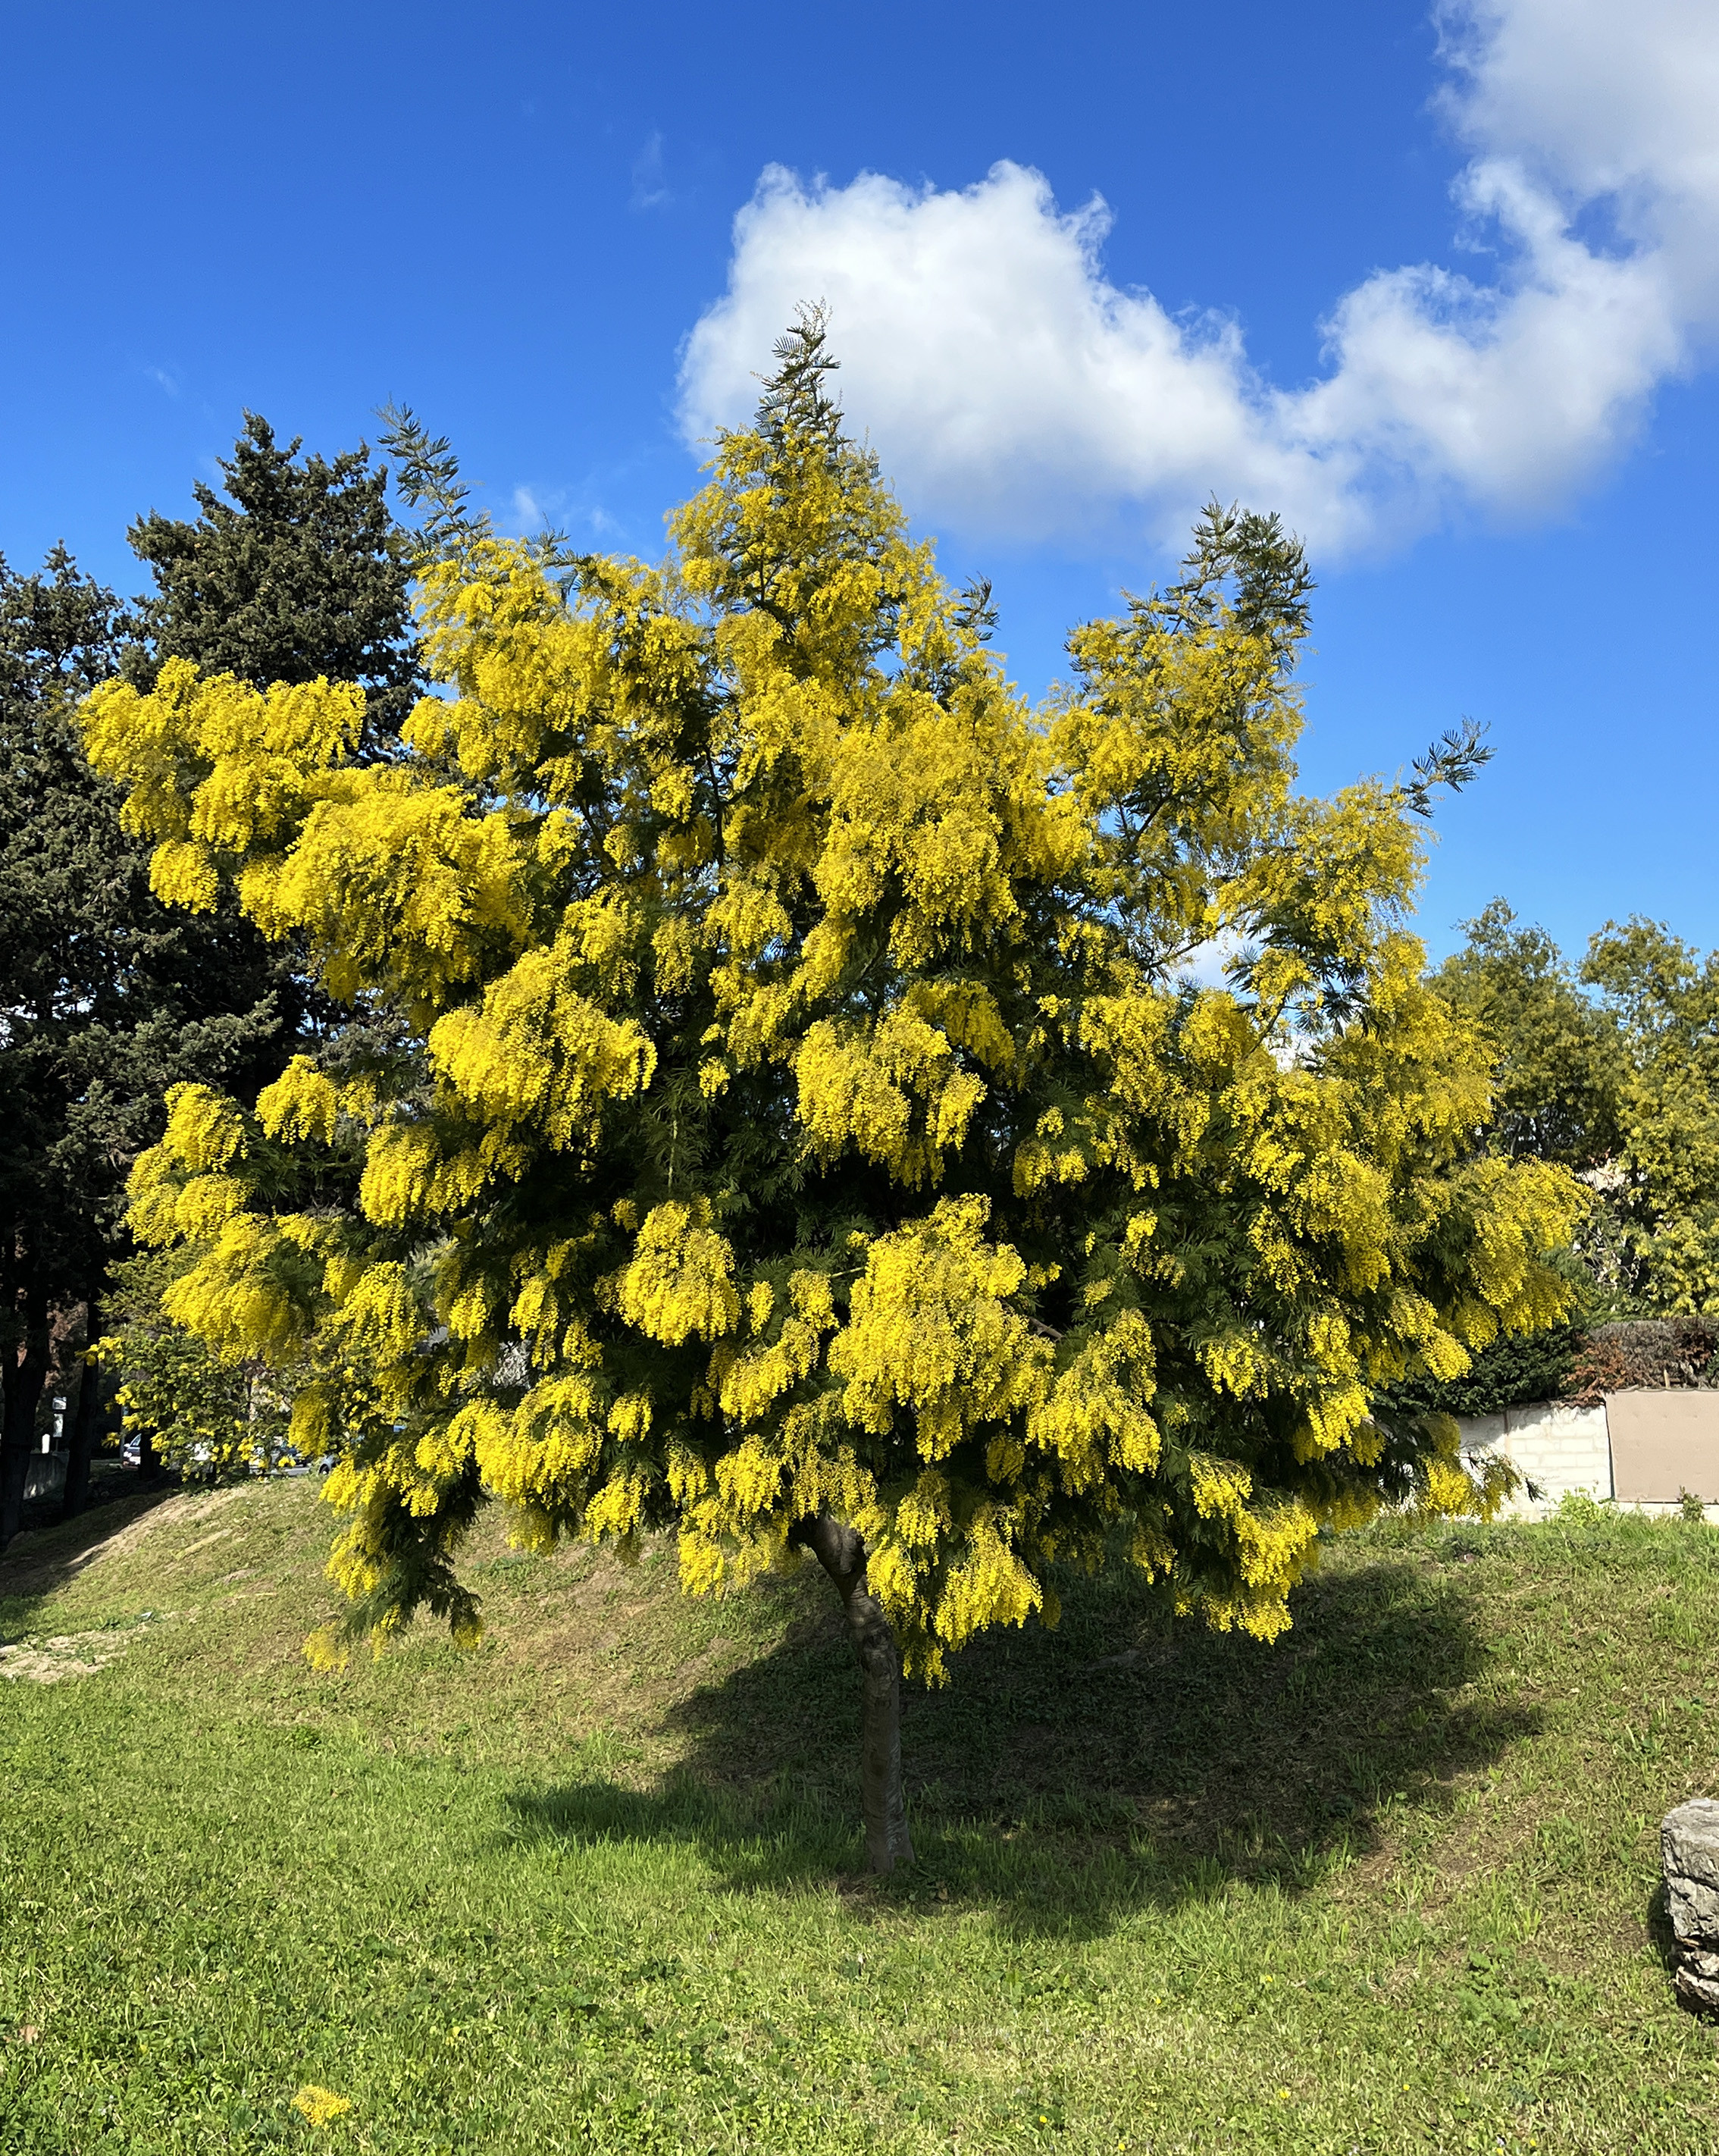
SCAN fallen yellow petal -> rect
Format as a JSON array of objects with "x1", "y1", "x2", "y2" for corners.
[{"x1": 290, "y1": 2085, "x2": 352, "y2": 2128}]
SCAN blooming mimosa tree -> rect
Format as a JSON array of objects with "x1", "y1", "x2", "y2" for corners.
[{"x1": 81, "y1": 319, "x2": 1580, "y2": 1872}]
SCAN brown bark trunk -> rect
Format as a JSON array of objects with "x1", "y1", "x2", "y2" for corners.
[
  {"x1": 799, "y1": 1510, "x2": 916, "y2": 1876},
  {"x1": 61, "y1": 1298, "x2": 102, "y2": 1522},
  {"x1": 2, "y1": 1280, "x2": 52, "y2": 1553}
]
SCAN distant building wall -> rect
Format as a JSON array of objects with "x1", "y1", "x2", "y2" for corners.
[{"x1": 1455, "y1": 1390, "x2": 1719, "y2": 1521}]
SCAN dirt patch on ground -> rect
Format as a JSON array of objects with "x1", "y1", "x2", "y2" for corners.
[{"x1": 0, "y1": 1620, "x2": 167, "y2": 1683}]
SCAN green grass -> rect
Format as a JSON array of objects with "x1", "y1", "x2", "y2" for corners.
[{"x1": 3, "y1": 1477, "x2": 1718, "y2": 2153}]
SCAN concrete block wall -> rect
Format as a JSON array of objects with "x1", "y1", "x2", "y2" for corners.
[{"x1": 1458, "y1": 1400, "x2": 1613, "y2": 1518}]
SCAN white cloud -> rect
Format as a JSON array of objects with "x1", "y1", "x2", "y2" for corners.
[{"x1": 678, "y1": 0, "x2": 1719, "y2": 558}]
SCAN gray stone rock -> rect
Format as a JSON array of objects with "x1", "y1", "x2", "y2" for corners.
[
  {"x1": 1664, "y1": 1799, "x2": 1719, "y2": 2010},
  {"x1": 1677, "y1": 1966, "x2": 1719, "y2": 2013}
]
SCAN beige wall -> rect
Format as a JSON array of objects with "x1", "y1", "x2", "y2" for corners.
[{"x1": 1606, "y1": 1390, "x2": 1719, "y2": 1504}]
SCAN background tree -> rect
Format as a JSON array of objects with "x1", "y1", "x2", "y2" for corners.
[
  {"x1": 1432, "y1": 900, "x2": 1625, "y2": 1170},
  {"x1": 97, "y1": 1246, "x2": 302, "y2": 1481},
  {"x1": 1433, "y1": 901, "x2": 1719, "y2": 1318},
  {"x1": 128, "y1": 412, "x2": 422, "y2": 750},
  {"x1": 1432, "y1": 898, "x2": 1633, "y2": 1314},
  {"x1": 89, "y1": 412, "x2": 431, "y2": 1494},
  {"x1": 1582, "y1": 918, "x2": 1719, "y2": 1314},
  {"x1": 2, "y1": 419, "x2": 424, "y2": 1543},
  {"x1": 0, "y1": 548, "x2": 281, "y2": 1545},
  {"x1": 82, "y1": 320, "x2": 1580, "y2": 1871}
]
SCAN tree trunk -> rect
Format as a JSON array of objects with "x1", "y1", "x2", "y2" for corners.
[
  {"x1": 61, "y1": 1297, "x2": 102, "y2": 1523},
  {"x1": 137, "y1": 1427, "x2": 163, "y2": 1486},
  {"x1": 799, "y1": 1511, "x2": 916, "y2": 1876},
  {"x1": 1, "y1": 1279, "x2": 52, "y2": 1553}
]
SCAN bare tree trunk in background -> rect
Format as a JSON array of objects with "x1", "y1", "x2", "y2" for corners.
[
  {"x1": 1, "y1": 1277, "x2": 52, "y2": 1553},
  {"x1": 61, "y1": 1296, "x2": 102, "y2": 1522},
  {"x1": 799, "y1": 1510, "x2": 916, "y2": 1876}
]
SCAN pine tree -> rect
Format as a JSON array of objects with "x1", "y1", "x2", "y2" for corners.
[
  {"x1": 3, "y1": 417, "x2": 424, "y2": 1543},
  {"x1": 89, "y1": 413, "x2": 429, "y2": 1496},
  {"x1": 0, "y1": 549, "x2": 280, "y2": 1543},
  {"x1": 129, "y1": 411, "x2": 421, "y2": 747}
]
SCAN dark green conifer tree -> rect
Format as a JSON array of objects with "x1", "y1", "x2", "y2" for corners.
[
  {"x1": 0, "y1": 550, "x2": 280, "y2": 1542},
  {"x1": 2, "y1": 417, "x2": 423, "y2": 1540},
  {"x1": 128, "y1": 412, "x2": 421, "y2": 747}
]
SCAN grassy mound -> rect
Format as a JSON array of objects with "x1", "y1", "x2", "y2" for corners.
[{"x1": 2, "y1": 1474, "x2": 1717, "y2": 2152}]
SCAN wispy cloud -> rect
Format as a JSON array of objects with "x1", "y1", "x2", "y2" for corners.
[
  {"x1": 144, "y1": 365, "x2": 180, "y2": 398},
  {"x1": 680, "y1": 1, "x2": 1719, "y2": 559},
  {"x1": 512, "y1": 484, "x2": 549, "y2": 531},
  {"x1": 631, "y1": 130, "x2": 671, "y2": 212},
  {"x1": 507, "y1": 482, "x2": 622, "y2": 543}
]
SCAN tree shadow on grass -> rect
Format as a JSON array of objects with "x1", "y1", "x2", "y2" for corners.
[
  {"x1": 0, "y1": 1465, "x2": 183, "y2": 1628},
  {"x1": 503, "y1": 1538, "x2": 1540, "y2": 1936}
]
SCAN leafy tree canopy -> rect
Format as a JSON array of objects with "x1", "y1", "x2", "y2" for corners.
[
  {"x1": 1436, "y1": 901, "x2": 1719, "y2": 1319},
  {"x1": 81, "y1": 318, "x2": 1580, "y2": 1866},
  {"x1": 99, "y1": 1246, "x2": 299, "y2": 1481},
  {"x1": 1433, "y1": 899, "x2": 1625, "y2": 1170},
  {"x1": 1583, "y1": 918, "x2": 1719, "y2": 1315}
]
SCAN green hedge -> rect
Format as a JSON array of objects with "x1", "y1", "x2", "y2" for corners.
[{"x1": 1373, "y1": 1324, "x2": 1585, "y2": 1421}]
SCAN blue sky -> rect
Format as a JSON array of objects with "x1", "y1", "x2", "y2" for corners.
[{"x1": 5, "y1": 0, "x2": 1716, "y2": 965}]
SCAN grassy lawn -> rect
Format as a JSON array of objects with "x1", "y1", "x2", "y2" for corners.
[{"x1": 2, "y1": 1474, "x2": 1717, "y2": 2153}]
